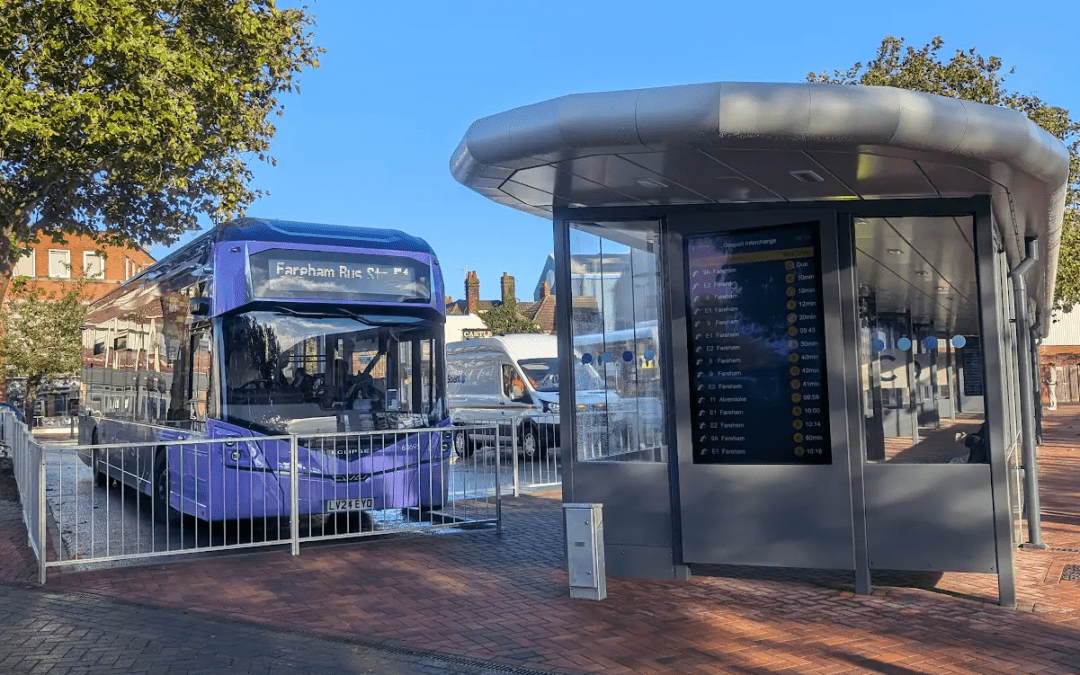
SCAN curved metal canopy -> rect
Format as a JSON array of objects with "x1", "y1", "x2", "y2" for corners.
[{"x1": 451, "y1": 82, "x2": 1069, "y2": 332}]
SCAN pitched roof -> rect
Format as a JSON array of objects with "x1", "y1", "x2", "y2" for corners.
[
  {"x1": 445, "y1": 299, "x2": 498, "y2": 316},
  {"x1": 519, "y1": 296, "x2": 556, "y2": 333}
]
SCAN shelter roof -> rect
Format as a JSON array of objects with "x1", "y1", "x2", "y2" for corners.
[{"x1": 451, "y1": 82, "x2": 1069, "y2": 331}]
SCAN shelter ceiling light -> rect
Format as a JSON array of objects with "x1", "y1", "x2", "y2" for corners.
[
  {"x1": 789, "y1": 170, "x2": 824, "y2": 183},
  {"x1": 887, "y1": 248, "x2": 903, "y2": 255},
  {"x1": 914, "y1": 270, "x2": 930, "y2": 276},
  {"x1": 633, "y1": 177, "x2": 667, "y2": 189}
]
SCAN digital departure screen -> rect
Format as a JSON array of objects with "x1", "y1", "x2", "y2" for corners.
[
  {"x1": 249, "y1": 249, "x2": 431, "y2": 303},
  {"x1": 685, "y1": 223, "x2": 832, "y2": 465}
]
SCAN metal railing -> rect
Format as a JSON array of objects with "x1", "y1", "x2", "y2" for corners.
[
  {"x1": 1, "y1": 412, "x2": 502, "y2": 583},
  {"x1": 3, "y1": 412, "x2": 46, "y2": 582},
  {"x1": 450, "y1": 413, "x2": 562, "y2": 496}
]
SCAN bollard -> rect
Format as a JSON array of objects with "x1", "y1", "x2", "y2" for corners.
[{"x1": 563, "y1": 503, "x2": 606, "y2": 600}]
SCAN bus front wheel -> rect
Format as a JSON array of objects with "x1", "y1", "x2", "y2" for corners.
[
  {"x1": 91, "y1": 450, "x2": 108, "y2": 487},
  {"x1": 153, "y1": 452, "x2": 182, "y2": 527},
  {"x1": 90, "y1": 432, "x2": 108, "y2": 487}
]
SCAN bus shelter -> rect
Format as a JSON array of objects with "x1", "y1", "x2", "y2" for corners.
[{"x1": 451, "y1": 82, "x2": 1069, "y2": 606}]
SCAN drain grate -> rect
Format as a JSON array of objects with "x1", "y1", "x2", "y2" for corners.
[{"x1": 1061, "y1": 565, "x2": 1080, "y2": 582}]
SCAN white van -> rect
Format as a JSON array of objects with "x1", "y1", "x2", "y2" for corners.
[{"x1": 445, "y1": 334, "x2": 609, "y2": 459}]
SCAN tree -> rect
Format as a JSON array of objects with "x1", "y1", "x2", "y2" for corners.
[
  {"x1": 0, "y1": 0, "x2": 322, "y2": 302},
  {"x1": 809, "y1": 36, "x2": 1080, "y2": 310},
  {"x1": 479, "y1": 298, "x2": 541, "y2": 334},
  {"x1": 0, "y1": 277, "x2": 88, "y2": 425}
]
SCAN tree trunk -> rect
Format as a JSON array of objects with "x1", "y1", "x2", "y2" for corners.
[
  {"x1": 0, "y1": 247, "x2": 11, "y2": 414},
  {"x1": 0, "y1": 268, "x2": 11, "y2": 310},
  {"x1": 0, "y1": 224, "x2": 16, "y2": 308}
]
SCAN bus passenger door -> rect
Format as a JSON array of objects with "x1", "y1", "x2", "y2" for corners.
[{"x1": 186, "y1": 327, "x2": 214, "y2": 433}]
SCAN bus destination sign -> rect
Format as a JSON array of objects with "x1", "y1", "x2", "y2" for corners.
[
  {"x1": 250, "y1": 249, "x2": 431, "y2": 302},
  {"x1": 685, "y1": 223, "x2": 832, "y2": 465}
]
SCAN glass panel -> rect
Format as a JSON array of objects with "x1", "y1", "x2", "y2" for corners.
[
  {"x1": 568, "y1": 221, "x2": 667, "y2": 463},
  {"x1": 13, "y1": 250, "x2": 35, "y2": 277},
  {"x1": 49, "y1": 249, "x2": 70, "y2": 278},
  {"x1": 222, "y1": 311, "x2": 443, "y2": 434},
  {"x1": 855, "y1": 215, "x2": 985, "y2": 463},
  {"x1": 996, "y1": 245, "x2": 1020, "y2": 455},
  {"x1": 190, "y1": 330, "x2": 213, "y2": 422},
  {"x1": 83, "y1": 252, "x2": 106, "y2": 279}
]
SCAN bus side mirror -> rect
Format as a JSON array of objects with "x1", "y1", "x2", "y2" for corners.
[{"x1": 189, "y1": 298, "x2": 211, "y2": 316}]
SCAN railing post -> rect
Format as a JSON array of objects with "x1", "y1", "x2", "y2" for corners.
[
  {"x1": 511, "y1": 424, "x2": 520, "y2": 498},
  {"x1": 494, "y1": 425, "x2": 502, "y2": 535},
  {"x1": 37, "y1": 443, "x2": 47, "y2": 585},
  {"x1": 23, "y1": 434, "x2": 32, "y2": 549},
  {"x1": 290, "y1": 435, "x2": 300, "y2": 556}
]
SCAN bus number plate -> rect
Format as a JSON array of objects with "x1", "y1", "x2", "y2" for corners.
[{"x1": 324, "y1": 498, "x2": 373, "y2": 513}]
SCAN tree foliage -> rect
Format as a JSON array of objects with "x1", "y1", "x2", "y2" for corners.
[
  {"x1": 479, "y1": 298, "x2": 541, "y2": 335},
  {"x1": 0, "y1": 277, "x2": 88, "y2": 422},
  {"x1": 0, "y1": 0, "x2": 322, "y2": 297},
  {"x1": 809, "y1": 36, "x2": 1080, "y2": 310}
]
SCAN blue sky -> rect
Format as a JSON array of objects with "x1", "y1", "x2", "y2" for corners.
[{"x1": 151, "y1": 0, "x2": 1079, "y2": 303}]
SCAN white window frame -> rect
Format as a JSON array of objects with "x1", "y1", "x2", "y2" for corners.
[
  {"x1": 83, "y1": 251, "x2": 106, "y2": 280},
  {"x1": 13, "y1": 250, "x2": 35, "y2": 277},
  {"x1": 48, "y1": 249, "x2": 71, "y2": 278}
]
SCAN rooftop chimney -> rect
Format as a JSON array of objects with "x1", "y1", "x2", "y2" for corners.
[
  {"x1": 539, "y1": 281, "x2": 550, "y2": 299},
  {"x1": 465, "y1": 271, "x2": 479, "y2": 314},
  {"x1": 501, "y1": 272, "x2": 515, "y2": 304}
]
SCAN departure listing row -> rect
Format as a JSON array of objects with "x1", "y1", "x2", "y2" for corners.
[{"x1": 685, "y1": 223, "x2": 832, "y2": 464}]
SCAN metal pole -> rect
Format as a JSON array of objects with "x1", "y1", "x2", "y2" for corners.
[
  {"x1": 290, "y1": 435, "x2": 300, "y2": 556},
  {"x1": 1032, "y1": 330, "x2": 1044, "y2": 445},
  {"x1": 495, "y1": 427, "x2": 502, "y2": 535},
  {"x1": 1010, "y1": 238, "x2": 1045, "y2": 548},
  {"x1": 22, "y1": 433, "x2": 31, "y2": 551},
  {"x1": 37, "y1": 442, "x2": 47, "y2": 585},
  {"x1": 511, "y1": 424, "x2": 520, "y2": 498},
  {"x1": 905, "y1": 312, "x2": 919, "y2": 444}
]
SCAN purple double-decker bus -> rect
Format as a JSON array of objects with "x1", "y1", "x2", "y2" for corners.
[{"x1": 78, "y1": 218, "x2": 450, "y2": 525}]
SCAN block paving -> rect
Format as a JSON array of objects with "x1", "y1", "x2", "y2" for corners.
[{"x1": 2, "y1": 407, "x2": 1080, "y2": 674}]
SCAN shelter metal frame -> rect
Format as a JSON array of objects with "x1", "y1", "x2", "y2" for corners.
[{"x1": 554, "y1": 195, "x2": 1021, "y2": 606}]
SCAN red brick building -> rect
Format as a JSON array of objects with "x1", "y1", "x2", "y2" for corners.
[
  {"x1": 3, "y1": 233, "x2": 156, "y2": 417},
  {"x1": 9, "y1": 232, "x2": 156, "y2": 302}
]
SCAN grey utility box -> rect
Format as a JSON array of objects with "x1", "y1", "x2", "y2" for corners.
[{"x1": 564, "y1": 503, "x2": 606, "y2": 600}]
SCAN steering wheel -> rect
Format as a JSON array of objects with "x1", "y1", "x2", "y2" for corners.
[{"x1": 239, "y1": 378, "x2": 272, "y2": 391}]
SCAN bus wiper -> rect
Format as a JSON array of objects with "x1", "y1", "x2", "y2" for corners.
[
  {"x1": 277, "y1": 306, "x2": 371, "y2": 324},
  {"x1": 329, "y1": 306, "x2": 369, "y2": 323}
]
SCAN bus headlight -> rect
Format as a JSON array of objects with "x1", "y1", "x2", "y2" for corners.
[
  {"x1": 223, "y1": 440, "x2": 264, "y2": 469},
  {"x1": 542, "y1": 401, "x2": 559, "y2": 414}
]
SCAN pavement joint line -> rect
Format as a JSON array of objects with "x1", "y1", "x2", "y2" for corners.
[{"x1": 16, "y1": 585, "x2": 562, "y2": 675}]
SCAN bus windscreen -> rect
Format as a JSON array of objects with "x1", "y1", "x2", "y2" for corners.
[{"x1": 249, "y1": 249, "x2": 431, "y2": 302}]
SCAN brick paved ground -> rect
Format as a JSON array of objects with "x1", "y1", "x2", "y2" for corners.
[
  {"x1": 2, "y1": 408, "x2": 1080, "y2": 674},
  {"x1": 0, "y1": 584, "x2": 542, "y2": 675}
]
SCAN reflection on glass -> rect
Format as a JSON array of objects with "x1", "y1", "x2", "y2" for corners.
[
  {"x1": 856, "y1": 215, "x2": 985, "y2": 464},
  {"x1": 222, "y1": 311, "x2": 444, "y2": 436},
  {"x1": 569, "y1": 222, "x2": 667, "y2": 463}
]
